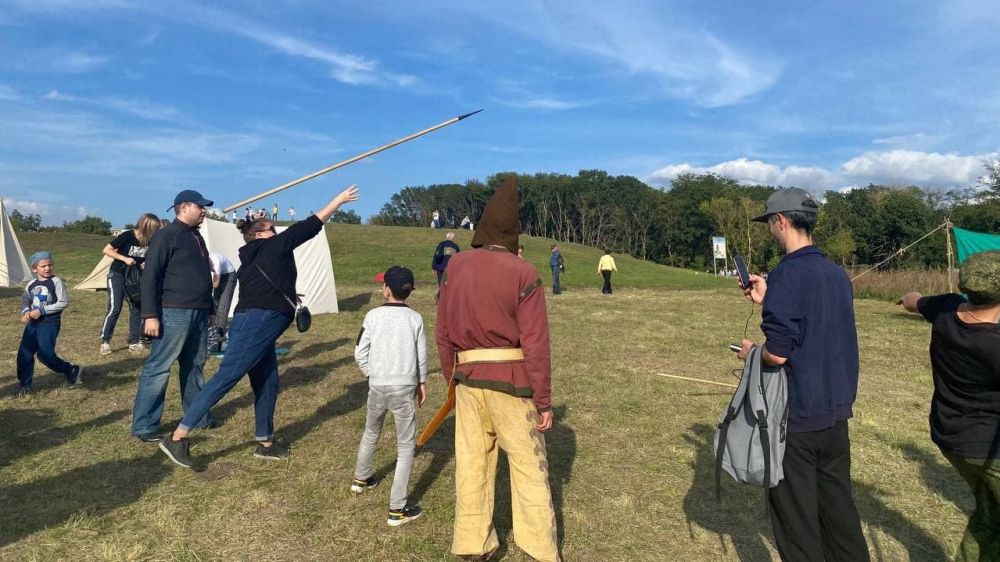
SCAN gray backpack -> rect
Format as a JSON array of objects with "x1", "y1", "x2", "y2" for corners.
[{"x1": 713, "y1": 344, "x2": 788, "y2": 499}]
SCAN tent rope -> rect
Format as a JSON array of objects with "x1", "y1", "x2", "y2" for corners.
[{"x1": 850, "y1": 221, "x2": 950, "y2": 282}]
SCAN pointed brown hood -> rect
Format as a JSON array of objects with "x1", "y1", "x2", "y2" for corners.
[{"x1": 471, "y1": 176, "x2": 519, "y2": 253}]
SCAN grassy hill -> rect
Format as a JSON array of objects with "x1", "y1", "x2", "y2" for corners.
[
  {"x1": 18, "y1": 223, "x2": 729, "y2": 291},
  {"x1": 0, "y1": 225, "x2": 967, "y2": 561}
]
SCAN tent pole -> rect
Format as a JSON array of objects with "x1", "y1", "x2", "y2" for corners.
[{"x1": 945, "y1": 219, "x2": 954, "y2": 293}]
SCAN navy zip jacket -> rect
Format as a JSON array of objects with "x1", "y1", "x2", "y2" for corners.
[
  {"x1": 761, "y1": 245, "x2": 859, "y2": 432},
  {"x1": 235, "y1": 215, "x2": 323, "y2": 318},
  {"x1": 141, "y1": 219, "x2": 213, "y2": 318}
]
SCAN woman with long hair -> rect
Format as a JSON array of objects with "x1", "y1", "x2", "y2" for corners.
[
  {"x1": 158, "y1": 185, "x2": 360, "y2": 467},
  {"x1": 100, "y1": 213, "x2": 160, "y2": 354}
]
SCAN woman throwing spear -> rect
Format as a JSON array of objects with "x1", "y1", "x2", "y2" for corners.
[{"x1": 158, "y1": 185, "x2": 360, "y2": 468}]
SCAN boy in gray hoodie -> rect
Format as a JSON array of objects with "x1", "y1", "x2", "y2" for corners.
[{"x1": 352, "y1": 265, "x2": 427, "y2": 526}]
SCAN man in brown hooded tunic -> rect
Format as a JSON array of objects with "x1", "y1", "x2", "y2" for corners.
[{"x1": 436, "y1": 177, "x2": 559, "y2": 561}]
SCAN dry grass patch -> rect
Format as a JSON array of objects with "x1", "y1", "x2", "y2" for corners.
[{"x1": 0, "y1": 280, "x2": 971, "y2": 561}]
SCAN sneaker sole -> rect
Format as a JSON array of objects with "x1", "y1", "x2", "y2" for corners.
[
  {"x1": 387, "y1": 511, "x2": 422, "y2": 527},
  {"x1": 253, "y1": 453, "x2": 289, "y2": 461},
  {"x1": 350, "y1": 480, "x2": 379, "y2": 494},
  {"x1": 158, "y1": 441, "x2": 194, "y2": 468}
]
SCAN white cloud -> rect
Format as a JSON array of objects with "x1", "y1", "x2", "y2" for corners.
[
  {"x1": 648, "y1": 158, "x2": 841, "y2": 190},
  {"x1": 871, "y1": 132, "x2": 941, "y2": 150},
  {"x1": 649, "y1": 150, "x2": 1000, "y2": 192},
  {"x1": 841, "y1": 150, "x2": 994, "y2": 186},
  {"x1": 0, "y1": 84, "x2": 21, "y2": 101},
  {"x1": 443, "y1": 1, "x2": 780, "y2": 107},
  {"x1": 101, "y1": 97, "x2": 179, "y2": 121},
  {"x1": 492, "y1": 96, "x2": 583, "y2": 111},
  {"x1": 50, "y1": 50, "x2": 109, "y2": 73},
  {"x1": 42, "y1": 89, "x2": 75, "y2": 101},
  {"x1": 2, "y1": 197, "x2": 97, "y2": 225}
]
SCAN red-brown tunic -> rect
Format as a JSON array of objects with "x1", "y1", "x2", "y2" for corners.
[{"x1": 436, "y1": 246, "x2": 552, "y2": 412}]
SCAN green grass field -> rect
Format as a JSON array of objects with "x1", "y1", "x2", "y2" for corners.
[{"x1": 0, "y1": 225, "x2": 968, "y2": 561}]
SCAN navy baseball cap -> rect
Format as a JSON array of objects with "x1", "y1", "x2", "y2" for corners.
[
  {"x1": 167, "y1": 189, "x2": 213, "y2": 211},
  {"x1": 752, "y1": 187, "x2": 819, "y2": 222},
  {"x1": 384, "y1": 265, "x2": 415, "y2": 295}
]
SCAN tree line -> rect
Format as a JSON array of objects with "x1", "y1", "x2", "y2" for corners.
[{"x1": 371, "y1": 162, "x2": 1000, "y2": 271}]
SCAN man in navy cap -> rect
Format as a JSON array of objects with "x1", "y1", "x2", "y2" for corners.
[
  {"x1": 131, "y1": 189, "x2": 217, "y2": 441},
  {"x1": 738, "y1": 187, "x2": 869, "y2": 561}
]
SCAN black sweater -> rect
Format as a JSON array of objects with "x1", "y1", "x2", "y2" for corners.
[
  {"x1": 141, "y1": 219, "x2": 213, "y2": 318},
  {"x1": 235, "y1": 215, "x2": 323, "y2": 317}
]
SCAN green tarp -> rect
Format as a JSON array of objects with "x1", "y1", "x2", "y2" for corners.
[{"x1": 953, "y1": 227, "x2": 1000, "y2": 264}]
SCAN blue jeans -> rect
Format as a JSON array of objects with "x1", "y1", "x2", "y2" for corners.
[
  {"x1": 551, "y1": 266, "x2": 561, "y2": 295},
  {"x1": 17, "y1": 319, "x2": 73, "y2": 387},
  {"x1": 179, "y1": 308, "x2": 291, "y2": 441},
  {"x1": 131, "y1": 308, "x2": 214, "y2": 436}
]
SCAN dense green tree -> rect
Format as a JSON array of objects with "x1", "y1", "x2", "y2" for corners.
[
  {"x1": 9, "y1": 209, "x2": 43, "y2": 232},
  {"x1": 62, "y1": 215, "x2": 112, "y2": 235}
]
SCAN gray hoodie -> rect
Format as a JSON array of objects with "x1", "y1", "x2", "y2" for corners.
[{"x1": 355, "y1": 303, "x2": 427, "y2": 386}]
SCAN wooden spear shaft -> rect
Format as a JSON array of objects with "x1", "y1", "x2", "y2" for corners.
[
  {"x1": 223, "y1": 109, "x2": 484, "y2": 213},
  {"x1": 656, "y1": 373, "x2": 738, "y2": 389}
]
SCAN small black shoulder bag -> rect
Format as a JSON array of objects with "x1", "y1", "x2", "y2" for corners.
[{"x1": 253, "y1": 263, "x2": 311, "y2": 333}]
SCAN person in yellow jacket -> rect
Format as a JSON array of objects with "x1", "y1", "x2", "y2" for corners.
[{"x1": 597, "y1": 249, "x2": 617, "y2": 294}]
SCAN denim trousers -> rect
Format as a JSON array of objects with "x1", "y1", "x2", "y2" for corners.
[
  {"x1": 179, "y1": 308, "x2": 291, "y2": 441},
  {"x1": 101, "y1": 270, "x2": 142, "y2": 344},
  {"x1": 17, "y1": 319, "x2": 73, "y2": 387},
  {"x1": 551, "y1": 266, "x2": 561, "y2": 295},
  {"x1": 354, "y1": 384, "x2": 418, "y2": 509},
  {"x1": 131, "y1": 308, "x2": 214, "y2": 436}
]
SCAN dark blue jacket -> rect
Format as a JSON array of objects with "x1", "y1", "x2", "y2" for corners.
[{"x1": 761, "y1": 246, "x2": 859, "y2": 432}]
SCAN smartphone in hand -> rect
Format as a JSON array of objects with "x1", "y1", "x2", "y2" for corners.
[{"x1": 733, "y1": 255, "x2": 751, "y2": 289}]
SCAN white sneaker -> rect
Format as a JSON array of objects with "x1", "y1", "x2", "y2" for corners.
[
  {"x1": 128, "y1": 343, "x2": 146, "y2": 353},
  {"x1": 100, "y1": 342, "x2": 112, "y2": 355}
]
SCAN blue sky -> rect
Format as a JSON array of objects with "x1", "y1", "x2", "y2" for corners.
[{"x1": 1, "y1": 0, "x2": 998, "y2": 226}]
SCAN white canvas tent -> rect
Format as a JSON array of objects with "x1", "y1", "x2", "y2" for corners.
[
  {"x1": 0, "y1": 198, "x2": 32, "y2": 287},
  {"x1": 75, "y1": 219, "x2": 339, "y2": 315}
]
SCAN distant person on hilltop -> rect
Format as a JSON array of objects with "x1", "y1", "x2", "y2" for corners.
[
  {"x1": 431, "y1": 232, "x2": 460, "y2": 286},
  {"x1": 271, "y1": 203, "x2": 278, "y2": 221},
  {"x1": 100, "y1": 213, "x2": 160, "y2": 355},
  {"x1": 597, "y1": 249, "x2": 617, "y2": 294},
  {"x1": 460, "y1": 215, "x2": 472, "y2": 230},
  {"x1": 549, "y1": 244, "x2": 563, "y2": 295},
  {"x1": 898, "y1": 252, "x2": 1000, "y2": 561},
  {"x1": 289, "y1": 206, "x2": 296, "y2": 222},
  {"x1": 431, "y1": 209, "x2": 441, "y2": 229}
]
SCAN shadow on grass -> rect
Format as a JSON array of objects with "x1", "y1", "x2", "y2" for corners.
[
  {"x1": 898, "y1": 442, "x2": 971, "y2": 513},
  {"x1": 683, "y1": 423, "x2": 952, "y2": 561},
  {"x1": 0, "y1": 453, "x2": 170, "y2": 547},
  {"x1": 0, "y1": 408, "x2": 129, "y2": 470},
  {"x1": 199, "y1": 380, "x2": 368, "y2": 465},
  {"x1": 1, "y1": 354, "x2": 147, "y2": 397},
  {"x1": 338, "y1": 292, "x2": 374, "y2": 312},
  {"x1": 289, "y1": 338, "x2": 350, "y2": 360},
  {"x1": 408, "y1": 404, "x2": 576, "y2": 558},
  {"x1": 682, "y1": 423, "x2": 773, "y2": 561},
  {"x1": 210, "y1": 356, "x2": 355, "y2": 426}
]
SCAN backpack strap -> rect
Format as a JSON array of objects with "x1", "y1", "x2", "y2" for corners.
[
  {"x1": 747, "y1": 346, "x2": 774, "y2": 516},
  {"x1": 715, "y1": 346, "x2": 754, "y2": 501}
]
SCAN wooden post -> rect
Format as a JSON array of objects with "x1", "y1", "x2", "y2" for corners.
[{"x1": 945, "y1": 220, "x2": 955, "y2": 293}]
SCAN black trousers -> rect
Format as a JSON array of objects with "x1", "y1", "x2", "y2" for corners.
[
  {"x1": 768, "y1": 420, "x2": 869, "y2": 562},
  {"x1": 601, "y1": 270, "x2": 613, "y2": 294}
]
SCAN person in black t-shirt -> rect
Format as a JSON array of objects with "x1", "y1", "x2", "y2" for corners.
[
  {"x1": 99, "y1": 213, "x2": 161, "y2": 355},
  {"x1": 899, "y1": 250, "x2": 1000, "y2": 561}
]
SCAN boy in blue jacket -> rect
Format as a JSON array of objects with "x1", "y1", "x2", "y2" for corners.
[{"x1": 17, "y1": 252, "x2": 82, "y2": 396}]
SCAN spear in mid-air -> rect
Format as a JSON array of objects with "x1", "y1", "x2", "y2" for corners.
[{"x1": 224, "y1": 109, "x2": 484, "y2": 213}]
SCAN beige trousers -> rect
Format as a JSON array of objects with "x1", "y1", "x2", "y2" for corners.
[{"x1": 452, "y1": 385, "x2": 560, "y2": 562}]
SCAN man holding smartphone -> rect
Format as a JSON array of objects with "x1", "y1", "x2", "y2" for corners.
[{"x1": 738, "y1": 187, "x2": 869, "y2": 561}]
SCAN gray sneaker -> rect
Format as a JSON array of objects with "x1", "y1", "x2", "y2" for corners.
[
  {"x1": 253, "y1": 441, "x2": 289, "y2": 461},
  {"x1": 159, "y1": 437, "x2": 194, "y2": 468}
]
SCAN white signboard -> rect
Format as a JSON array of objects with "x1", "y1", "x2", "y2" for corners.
[{"x1": 712, "y1": 236, "x2": 727, "y2": 260}]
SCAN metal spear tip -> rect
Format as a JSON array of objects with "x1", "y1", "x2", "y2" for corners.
[{"x1": 456, "y1": 108, "x2": 484, "y2": 120}]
